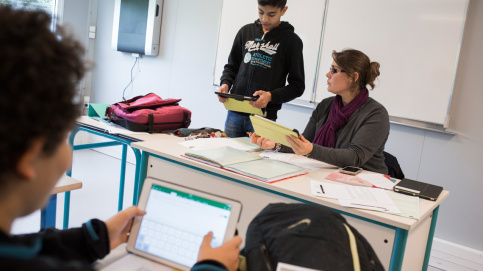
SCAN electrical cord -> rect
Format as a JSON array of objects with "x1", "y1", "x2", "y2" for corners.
[{"x1": 122, "y1": 57, "x2": 139, "y2": 101}]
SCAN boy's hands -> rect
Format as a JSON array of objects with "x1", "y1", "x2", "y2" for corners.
[
  {"x1": 217, "y1": 84, "x2": 229, "y2": 103},
  {"x1": 105, "y1": 206, "x2": 146, "y2": 250},
  {"x1": 197, "y1": 232, "x2": 242, "y2": 271},
  {"x1": 249, "y1": 90, "x2": 271, "y2": 108}
]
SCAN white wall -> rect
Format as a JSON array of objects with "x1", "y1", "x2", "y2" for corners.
[{"x1": 86, "y1": 0, "x2": 483, "y2": 251}]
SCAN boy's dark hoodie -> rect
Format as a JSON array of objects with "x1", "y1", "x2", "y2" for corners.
[{"x1": 220, "y1": 19, "x2": 305, "y2": 120}]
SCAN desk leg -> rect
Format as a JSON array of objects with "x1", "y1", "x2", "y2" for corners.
[
  {"x1": 389, "y1": 228, "x2": 408, "y2": 271},
  {"x1": 41, "y1": 194, "x2": 57, "y2": 229},
  {"x1": 118, "y1": 144, "x2": 128, "y2": 211},
  {"x1": 133, "y1": 150, "x2": 147, "y2": 205},
  {"x1": 422, "y1": 206, "x2": 439, "y2": 271}
]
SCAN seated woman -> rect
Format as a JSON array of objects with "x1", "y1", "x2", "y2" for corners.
[{"x1": 251, "y1": 49, "x2": 389, "y2": 174}]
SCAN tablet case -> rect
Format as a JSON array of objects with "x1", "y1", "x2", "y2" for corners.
[
  {"x1": 249, "y1": 115, "x2": 299, "y2": 147},
  {"x1": 215, "y1": 91, "x2": 259, "y2": 101},
  {"x1": 393, "y1": 179, "x2": 443, "y2": 201}
]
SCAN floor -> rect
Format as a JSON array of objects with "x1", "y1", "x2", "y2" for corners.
[{"x1": 11, "y1": 149, "x2": 446, "y2": 271}]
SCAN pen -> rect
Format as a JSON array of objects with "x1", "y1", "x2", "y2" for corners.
[
  {"x1": 319, "y1": 184, "x2": 325, "y2": 194},
  {"x1": 246, "y1": 132, "x2": 253, "y2": 137}
]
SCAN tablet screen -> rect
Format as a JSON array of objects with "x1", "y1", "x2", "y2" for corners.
[{"x1": 133, "y1": 183, "x2": 233, "y2": 267}]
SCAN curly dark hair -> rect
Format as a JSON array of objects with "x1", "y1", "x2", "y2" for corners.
[
  {"x1": 0, "y1": 6, "x2": 85, "y2": 178},
  {"x1": 258, "y1": 0, "x2": 287, "y2": 8}
]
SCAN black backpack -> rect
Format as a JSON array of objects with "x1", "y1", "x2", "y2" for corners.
[{"x1": 241, "y1": 203, "x2": 384, "y2": 271}]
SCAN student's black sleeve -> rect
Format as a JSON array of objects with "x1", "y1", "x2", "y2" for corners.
[
  {"x1": 269, "y1": 35, "x2": 305, "y2": 104},
  {"x1": 219, "y1": 28, "x2": 244, "y2": 89}
]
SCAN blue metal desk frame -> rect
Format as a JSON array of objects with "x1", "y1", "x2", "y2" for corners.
[
  {"x1": 135, "y1": 151, "x2": 441, "y2": 271},
  {"x1": 57, "y1": 123, "x2": 145, "y2": 229}
]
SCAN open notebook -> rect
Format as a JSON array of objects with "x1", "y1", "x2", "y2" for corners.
[
  {"x1": 102, "y1": 178, "x2": 242, "y2": 271},
  {"x1": 184, "y1": 146, "x2": 307, "y2": 183}
]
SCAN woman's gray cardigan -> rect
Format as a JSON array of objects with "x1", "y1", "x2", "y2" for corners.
[{"x1": 280, "y1": 96, "x2": 389, "y2": 174}]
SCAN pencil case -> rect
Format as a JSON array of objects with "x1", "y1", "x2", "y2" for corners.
[{"x1": 106, "y1": 93, "x2": 191, "y2": 133}]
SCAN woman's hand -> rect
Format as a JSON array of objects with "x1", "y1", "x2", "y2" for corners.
[
  {"x1": 105, "y1": 206, "x2": 146, "y2": 250},
  {"x1": 250, "y1": 134, "x2": 276, "y2": 150},
  {"x1": 197, "y1": 232, "x2": 242, "y2": 271},
  {"x1": 286, "y1": 134, "x2": 313, "y2": 156}
]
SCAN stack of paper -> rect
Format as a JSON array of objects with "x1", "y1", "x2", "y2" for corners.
[
  {"x1": 184, "y1": 146, "x2": 306, "y2": 183},
  {"x1": 310, "y1": 180, "x2": 420, "y2": 219}
]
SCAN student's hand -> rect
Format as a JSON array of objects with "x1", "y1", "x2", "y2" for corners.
[
  {"x1": 251, "y1": 135, "x2": 276, "y2": 150},
  {"x1": 197, "y1": 232, "x2": 242, "y2": 271},
  {"x1": 105, "y1": 206, "x2": 146, "y2": 250},
  {"x1": 286, "y1": 134, "x2": 313, "y2": 156},
  {"x1": 249, "y1": 90, "x2": 271, "y2": 108},
  {"x1": 217, "y1": 84, "x2": 229, "y2": 103}
]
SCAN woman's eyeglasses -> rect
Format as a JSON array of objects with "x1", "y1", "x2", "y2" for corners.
[{"x1": 329, "y1": 66, "x2": 345, "y2": 74}]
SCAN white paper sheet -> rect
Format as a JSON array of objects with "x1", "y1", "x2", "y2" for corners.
[
  {"x1": 310, "y1": 180, "x2": 401, "y2": 214},
  {"x1": 358, "y1": 173, "x2": 396, "y2": 190},
  {"x1": 100, "y1": 121, "x2": 149, "y2": 135}
]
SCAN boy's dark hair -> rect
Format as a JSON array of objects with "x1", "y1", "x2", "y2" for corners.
[
  {"x1": 0, "y1": 6, "x2": 85, "y2": 178},
  {"x1": 258, "y1": 0, "x2": 287, "y2": 9}
]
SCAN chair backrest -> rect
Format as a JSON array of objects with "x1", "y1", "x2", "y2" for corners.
[{"x1": 383, "y1": 151, "x2": 405, "y2": 179}]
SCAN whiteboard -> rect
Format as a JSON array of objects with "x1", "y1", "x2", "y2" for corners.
[
  {"x1": 315, "y1": 0, "x2": 468, "y2": 126},
  {"x1": 213, "y1": 0, "x2": 327, "y2": 102}
]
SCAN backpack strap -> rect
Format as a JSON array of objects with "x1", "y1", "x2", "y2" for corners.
[{"x1": 343, "y1": 223, "x2": 361, "y2": 271}]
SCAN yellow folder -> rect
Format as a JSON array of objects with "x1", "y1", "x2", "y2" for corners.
[
  {"x1": 223, "y1": 98, "x2": 264, "y2": 116},
  {"x1": 250, "y1": 115, "x2": 299, "y2": 147}
]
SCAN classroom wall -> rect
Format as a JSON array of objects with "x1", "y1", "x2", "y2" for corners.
[{"x1": 83, "y1": 0, "x2": 482, "y2": 251}]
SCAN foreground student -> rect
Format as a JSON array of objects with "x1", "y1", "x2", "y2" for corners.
[
  {"x1": 0, "y1": 6, "x2": 241, "y2": 271},
  {"x1": 252, "y1": 49, "x2": 390, "y2": 174},
  {"x1": 217, "y1": 0, "x2": 305, "y2": 137}
]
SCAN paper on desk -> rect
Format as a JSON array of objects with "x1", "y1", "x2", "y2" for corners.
[
  {"x1": 99, "y1": 120, "x2": 149, "y2": 135},
  {"x1": 310, "y1": 180, "x2": 401, "y2": 214},
  {"x1": 387, "y1": 191, "x2": 420, "y2": 220},
  {"x1": 259, "y1": 152, "x2": 327, "y2": 170},
  {"x1": 358, "y1": 173, "x2": 395, "y2": 190},
  {"x1": 179, "y1": 137, "x2": 260, "y2": 151}
]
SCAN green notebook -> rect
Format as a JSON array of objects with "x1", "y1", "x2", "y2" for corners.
[
  {"x1": 226, "y1": 159, "x2": 306, "y2": 183},
  {"x1": 184, "y1": 146, "x2": 262, "y2": 167}
]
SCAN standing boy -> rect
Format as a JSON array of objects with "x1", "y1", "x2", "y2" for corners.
[
  {"x1": 217, "y1": 0, "x2": 305, "y2": 138},
  {"x1": 0, "y1": 6, "x2": 241, "y2": 271}
]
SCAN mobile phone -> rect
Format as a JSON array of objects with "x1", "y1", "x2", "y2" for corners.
[{"x1": 339, "y1": 166, "x2": 363, "y2": 175}]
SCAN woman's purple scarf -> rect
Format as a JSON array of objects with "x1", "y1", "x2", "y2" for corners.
[{"x1": 312, "y1": 88, "x2": 369, "y2": 148}]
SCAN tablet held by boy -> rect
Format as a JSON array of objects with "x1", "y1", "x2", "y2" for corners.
[{"x1": 217, "y1": 0, "x2": 305, "y2": 137}]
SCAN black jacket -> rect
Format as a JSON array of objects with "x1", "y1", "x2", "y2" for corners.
[
  {"x1": 0, "y1": 220, "x2": 229, "y2": 271},
  {"x1": 0, "y1": 219, "x2": 110, "y2": 270},
  {"x1": 220, "y1": 19, "x2": 305, "y2": 120}
]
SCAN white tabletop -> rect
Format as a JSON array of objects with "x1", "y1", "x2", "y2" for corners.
[
  {"x1": 53, "y1": 175, "x2": 82, "y2": 194},
  {"x1": 131, "y1": 135, "x2": 449, "y2": 230}
]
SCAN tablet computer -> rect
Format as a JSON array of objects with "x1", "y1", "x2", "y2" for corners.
[
  {"x1": 215, "y1": 91, "x2": 259, "y2": 101},
  {"x1": 125, "y1": 177, "x2": 242, "y2": 270},
  {"x1": 249, "y1": 115, "x2": 299, "y2": 147}
]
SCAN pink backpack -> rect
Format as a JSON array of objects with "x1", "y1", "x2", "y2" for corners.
[{"x1": 106, "y1": 93, "x2": 191, "y2": 133}]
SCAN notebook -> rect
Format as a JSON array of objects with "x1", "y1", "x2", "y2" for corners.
[
  {"x1": 102, "y1": 178, "x2": 242, "y2": 271},
  {"x1": 184, "y1": 146, "x2": 262, "y2": 167},
  {"x1": 184, "y1": 146, "x2": 307, "y2": 183}
]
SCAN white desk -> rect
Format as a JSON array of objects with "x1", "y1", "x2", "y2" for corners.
[
  {"x1": 131, "y1": 135, "x2": 449, "y2": 271},
  {"x1": 41, "y1": 176, "x2": 82, "y2": 228}
]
